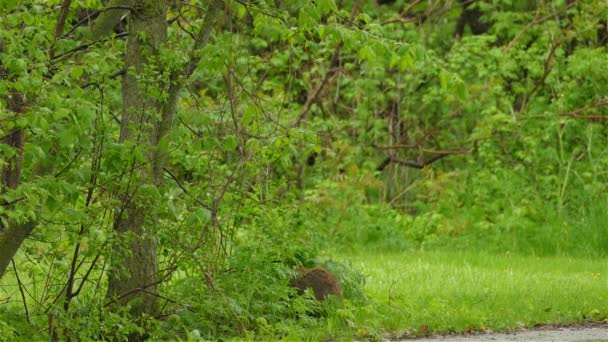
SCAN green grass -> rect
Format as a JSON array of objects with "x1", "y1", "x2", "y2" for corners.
[{"x1": 339, "y1": 250, "x2": 608, "y2": 339}]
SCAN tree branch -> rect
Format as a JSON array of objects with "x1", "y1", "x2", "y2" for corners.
[
  {"x1": 377, "y1": 149, "x2": 468, "y2": 171},
  {"x1": 558, "y1": 99, "x2": 608, "y2": 120},
  {"x1": 11, "y1": 260, "x2": 30, "y2": 324},
  {"x1": 91, "y1": 0, "x2": 133, "y2": 38},
  {"x1": 503, "y1": 0, "x2": 579, "y2": 54},
  {"x1": 53, "y1": 0, "x2": 73, "y2": 42},
  {"x1": 290, "y1": 0, "x2": 362, "y2": 127}
]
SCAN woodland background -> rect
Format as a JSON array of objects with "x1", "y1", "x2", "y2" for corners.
[{"x1": 0, "y1": 0, "x2": 606, "y2": 340}]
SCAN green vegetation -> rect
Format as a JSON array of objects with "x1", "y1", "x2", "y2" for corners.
[
  {"x1": 345, "y1": 251, "x2": 607, "y2": 338},
  {"x1": 0, "y1": 0, "x2": 607, "y2": 340}
]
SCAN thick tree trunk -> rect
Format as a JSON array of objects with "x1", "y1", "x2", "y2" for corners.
[
  {"x1": 0, "y1": 222, "x2": 36, "y2": 279},
  {"x1": 0, "y1": 0, "x2": 137, "y2": 281},
  {"x1": 105, "y1": 0, "x2": 167, "y2": 320},
  {"x1": 0, "y1": 86, "x2": 34, "y2": 279}
]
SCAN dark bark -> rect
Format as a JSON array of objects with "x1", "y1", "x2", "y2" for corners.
[
  {"x1": 0, "y1": 65, "x2": 35, "y2": 278},
  {"x1": 0, "y1": 0, "x2": 140, "y2": 281},
  {"x1": 598, "y1": 20, "x2": 607, "y2": 46},
  {"x1": 454, "y1": 0, "x2": 490, "y2": 37}
]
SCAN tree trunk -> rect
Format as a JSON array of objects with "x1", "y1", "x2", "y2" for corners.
[
  {"x1": 105, "y1": 0, "x2": 167, "y2": 320},
  {"x1": 0, "y1": 222, "x2": 36, "y2": 279},
  {"x1": 0, "y1": 82, "x2": 35, "y2": 279},
  {"x1": 0, "y1": 0, "x2": 136, "y2": 281}
]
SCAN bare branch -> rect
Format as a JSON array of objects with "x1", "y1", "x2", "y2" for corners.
[{"x1": 377, "y1": 149, "x2": 469, "y2": 171}]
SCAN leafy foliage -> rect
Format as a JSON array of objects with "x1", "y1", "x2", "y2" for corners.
[{"x1": 0, "y1": 0, "x2": 606, "y2": 340}]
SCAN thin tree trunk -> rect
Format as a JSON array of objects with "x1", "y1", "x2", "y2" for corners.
[{"x1": 105, "y1": 0, "x2": 167, "y2": 320}]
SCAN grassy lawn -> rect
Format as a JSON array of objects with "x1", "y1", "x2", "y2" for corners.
[{"x1": 339, "y1": 250, "x2": 608, "y2": 338}]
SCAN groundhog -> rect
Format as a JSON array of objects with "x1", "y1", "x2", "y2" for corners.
[{"x1": 290, "y1": 267, "x2": 342, "y2": 300}]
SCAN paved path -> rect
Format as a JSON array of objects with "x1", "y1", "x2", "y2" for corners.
[{"x1": 403, "y1": 325, "x2": 607, "y2": 341}]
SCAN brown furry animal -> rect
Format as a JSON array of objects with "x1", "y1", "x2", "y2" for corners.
[{"x1": 290, "y1": 267, "x2": 342, "y2": 300}]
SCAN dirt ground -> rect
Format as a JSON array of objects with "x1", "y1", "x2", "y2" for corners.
[{"x1": 401, "y1": 324, "x2": 608, "y2": 341}]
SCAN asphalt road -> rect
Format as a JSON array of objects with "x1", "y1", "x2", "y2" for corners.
[{"x1": 402, "y1": 325, "x2": 608, "y2": 341}]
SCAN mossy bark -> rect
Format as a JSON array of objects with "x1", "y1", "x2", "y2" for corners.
[
  {"x1": 105, "y1": 0, "x2": 167, "y2": 320},
  {"x1": 91, "y1": 0, "x2": 133, "y2": 38}
]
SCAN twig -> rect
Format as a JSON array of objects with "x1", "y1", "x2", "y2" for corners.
[
  {"x1": 105, "y1": 280, "x2": 167, "y2": 306},
  {"x1": 559, "y1": 113, "x2": 607, "y2": 120},
  {"x1": 176, "y1": 17, "x2": 196, "y2": 40},
  {"x1": 400, "y1": 0, "x2": 424, "y2": 17},
  {"x1": 560, "y1": 99, "x2": 608, "y2": 115},
  {"x1": 290, "y1": 63, "x2": 340, "y2": 127},
  {"x1": 558, "y1": 98, "x2": 608, "y2": 120},
  {"x1": 381, "y1": 0, "x2": 422, "y2": 25},
  {"x1": 81, "y1": 69, "x2": 125, "y2": 89},
  {"x1": 163, "y1": 167, "x2": 212, "y2": 211},
  {"x1": 388, "y1": 280, "x2": 396, "y2": 307},
  {"x1": 503, "y1": 0, "x2": 579, "y2": 54},
  {"x1": 377, "y1": 148, "x2": 468, "y2": 171},
  {"x1": 52, "y1": 0, "x2": 73, "y2": 52},
  {"x1": 290, "y1": 0, "x2": 362, "y2": 127},
  {"x1": 72, "y1": 254, "x2": 101, "y2": 297},
  {"x1": 519, "y1": 39, "x2": 560, "y2": 111},
  {"x1": 59, "y1": 10, "x2": 98, "y2": 40},
  {"x1": 51, "y1": 32, "x2": 129, "y2": 63},
  {"x1": 11, "y1": 260, "x2": 31, "y2": 324},
  {"x1": 389, "y1": 179, "x2": 424, "y2": 205}
]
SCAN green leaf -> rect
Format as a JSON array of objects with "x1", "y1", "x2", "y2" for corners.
[
  {"x1": 455, "y1": 81, "x2": 468, "y2": 100},
  {"x1": 7, "y1": 58, "x2": 27, "y2": 74},
  {"x1": 224, "y1": 136, "x2": 238, "y2": 151},
  {"x1": 71, "y1": 66, "x2": 85, "y2": 79},
  {"x1": 185, "y1": 207, "x2": 211, "y2": 227},
  {"x1": 358, "y1": 46, "x2": 376, "y2": 63},
  {"x1": 0, "y1": 0, "x2": 18, "y2": 10},
  {"x1": 439, "y1": 71, "x2": 449, "y2": 90},
  {"x1": 317, "y1": 0, "x2": 337, "y2": 15},
  {"x1": 58, "y1": 128, "x2": 77, "y2": 147}
]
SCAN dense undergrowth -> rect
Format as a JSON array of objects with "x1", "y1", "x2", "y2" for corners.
[{"x1": 1, "y1": 161, "x2": 606, "y2": 340}]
